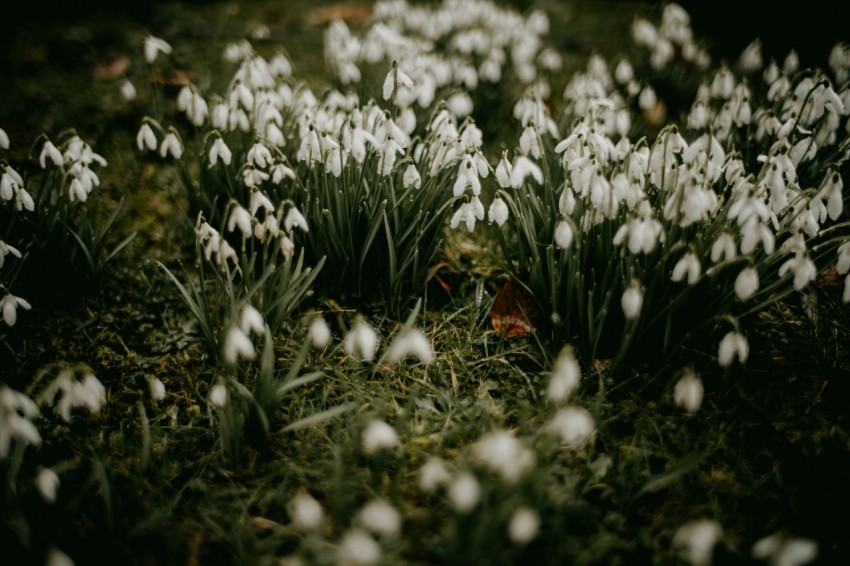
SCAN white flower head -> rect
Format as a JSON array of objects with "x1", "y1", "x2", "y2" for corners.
[
  {"x1": 673, "y1": 369, "x2": 704, "y2": 413},
  {"x1": 0, "y1": 128, "x2": 9, "y2": 149},
  {"x1": 554, "y1": 219, "x2": 574, "y2": 250},
  {"x1": 36, "y1": 467, "x2": 60, "y2": 503},
  {"x1": 120, "y1": 79, "x2": 137, "y2": 101},
  {"x1": 344, "y1": 320, "x2": 380, "y2": 362},
  {"x1": 0, "y1": 385, "x2": 42, "y2": 457},
  {"x1": 2, "y1": 292, "x2": 32, "y2": 326},
  {"x1": 419, "y1": 456, "x2": 451, "y2": 493},
  {"x1": 508, "y1": 506, "x2": 540, "y2": 545},
  {"x1": 448, "y1": 472, "x2": 481, "y2": 513},
  {"x1": 46, "y1": 548, "x2": 75, "y2": 566},
  {"x1": 548, "y1": 406, "x2": 596, "y2": 446},
  {"x1": 671, "y1": 252, "x2": 701, "y2": 285},
  {"x1": 385, "y1": 329, "x2": 433, "y2": 364},
  {"x1": 338, "y1": 528, "x2": 381, "y2": 566},
  {"x1": 223, "y1": 325, "x2": 256, "y2": 365},
  {"x1": 488, "y1": 197, "x2": 509, "y2": 226},
  {"x1": 284, "y1": 206, "x2": 309, "y2": 233},
  {"x1": 621, "y1": 280, "x2": 643, "y2": 320},
  {"x1": 672, "y1": 519, "x2": 723, "y2": 566},
  {"x1": 403, "y1": 163, "x2": 421, "y2": 189},
  {"x1": 547, "y1": 345, "x2": 581, "y2": 402},
  {"x1": 718, "y1": 330, "x2": 749, "y2": 367},
  {"x1": 308, "y1": 316, "x2": 331, "y2": 348},
  {"x1": 136, "y1": 122, "x2": 157, "y2": 152},
  {"x1": 356, "y1": 498, "x2": 401, "y2": 538},
  {"x1": 144, "y1": 35, "x2": 172, "y2": 64},
  {"x1": 752, "y1": 532, "x2": 818, "y2": 566},
  {"x1": 473, "y1": 429, "x2": 534, "y2": 483},
  {"x1": 148, "y1": 377, "x2": 166, "y2": 402},
  {"x1": 735, "y1": 267, "x2": 760, "y2": 301},
  {"x1": 239, "y1": 304, "x2": 265, "y2": 336},
  {"x1": 287, "y1": 491, "x2": 324, "y2": 531},
  {"x1": 362, "y1": 419, "x2": 399, "y2": 454},
  {"x1": 209, "y1": 383, "x2": 227, "y2": 408}
]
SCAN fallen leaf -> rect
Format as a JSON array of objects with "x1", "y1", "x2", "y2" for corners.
[
  {"x1": 152, "y1": 70, "x2": 193, "y2": 86},
  {"x1": 94, "y1": 56, "x2": 131, "y2": 80},
  {"x1": 305, "y1": 4, "x2": 372, "y2": 26},
  {"x1": 491, "y1": 278, "x2": 540, "y2": 338}
]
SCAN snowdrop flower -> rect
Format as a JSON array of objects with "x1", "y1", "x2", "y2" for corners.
[
  {"x1": 495, "y1": 153, "x2": 512, "y2": 188},
  {"x1": 508, "y1": 507, "x2": 540, "y2": 545},
  {"x1": 638, "y1": 86, "x2": 657, "y2": 110},
  {"x1": 448, "y1": 472, "x2": 481, "y2": 513},
  {"x1": 382, "y1": 61, "x2": 414, "y2": 102},
  {"x1": 2, "y1": 291, "x2": 32, "y2": 327},
  {"x1": 239, "y1": 305, "x2": 264, "y2": 336},
  {"x1": 752, "y1": 532, "x2": 818, "y2": 566},
  {"x1": 671, "y1": 252, "x2": 701, "y2": 284},
  {"x1": 120, "y1": 79, "x2": 137, "y2": 101},
  {"x1": 473, "y1": 429, "x2": 534, "y2": 483},
  {"x1": 284, "y1": 206, "x2": 309, "y2": 233},
  {"x1": 419, "y1": 456, "x2": 451, "y2": 493},
  {"x1": 148, "y1": 377, "x2": 166, "y2": 402},
  {"x1": 0, "y1": 385, "x2": 41, "y2": 457},
  {"x1": 674, "y1": 369, "x2": 704, "y2": 413},
  {"x1": 136, "y1": 122, "x2": 157, "y2": 152},
  {"x1": 159, "y1": 130, "x2": 183, "y2": 159},
  {"x1": 356, "y1": 498, "x2": 401, "y2": 538},
  {"x1": 46, "y1": 548, "x2": 74, "y2": 566},
  {"x1": 718, "y1": 331, "x2": 749, "y2": 367},
  {"x1": 41, "y1": 369, "x2": 106, "y2": 422},
  {"x1": 0, "y1": 128, "x2": 8, "y2": 149},
  {"x1": 385, "y1": 329, "x2": 434, "y2": 364},
  {"x1": 710, "y1": 233, "x2": 737, "y2": 263},
  {"x1": 144, "y1": 35, "x2": 172, "y2": 64},
  {"x1": 621, "y1": 280, "x2": 643, "y2": 320},
  {"x1": 735, "y1": 267, "x2": 760, "y2": 300},
  {"x1": 554, "y1": 219, "x2": 573, "y2": 250},
  {"x1": 36, "y1": 467, "x2": 60, "y2": 503},
  {"x1": 778, "y1": 252, "x2": 816, "y2": 291},
  {"x1": 362, "y1": 419, "x2": 398, "y2": 454},
  {"x1": 223, "y1": 325, "x2": 256, "y2": 365},
  {"x1": 287, "y1": 491, "x2": 324, "y2": 531},
  {"x1": 403, "y1": 163, "x2": 421, "y2": 189},
  {"x1": 0, "y1": 241, "x2": 22, "y2": 268},
  {"x1": 447, "y1": 92, "x2": 474, "y2": 118},
  {"x1": 837, "y1": 241, "x2": 850, "y2": 275},
  {"x1": 547, "y1": 345, "x2": 581, "y2": 402},
  {"x1": 488, "y1": 197, "x2": 509, "y2": 226},
  {"x1": 338, "y1": 528, "x2": 381, "y2": 566},
  {"x1": 739, "y1": 39, "x2": 763, "y2": 72},
  {"x1": 548, "y1": 406, "x2": 596, "y2": 446},
  {"x1": 308, "y1": 316, "x2": 331, "y2": 348},
  {"x1": 227, "y1": 204, "x2": 253, "y2": 238},
  {"x1": 39, "y1": 140, "x2": 64, "y2": 168},
  {"x1": 510, "y1": 155, "x2": 543, "y2": 188},
  {"x1": 209, "y1": 383, "x2": 227, "y2": 407},
  {"x1": 344, "y1": 320, "x2": 380, "y2": 362},
  {"x1": 672, "y1": 519, "x2": 723, "y2": 566},
  {"x1": 208, "y1": 137, "x2": 232, "y2": 167}
]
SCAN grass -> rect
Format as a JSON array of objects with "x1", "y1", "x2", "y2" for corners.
[{"x1": 2, "y1": 1, "x2": 850, "y2": 565}]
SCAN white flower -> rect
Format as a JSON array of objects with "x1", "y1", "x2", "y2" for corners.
[
  {"x1": 554, "y1": 219, "x2": 573, "y2": 250},
  {"x1": 508, "y1": 507, "x2": 540, "y2": 545},
  {"x1": 120, "y1": 79, "x2": 137, "y2": 101},
  {"x1": 735, "y1": 267, "x2": 759, "y2": 300},
  {"x1": 837, "y1": 242, "x2": 850, "y2": 274},
  {"x1": 344, "y1": 320, "x2": 380, "y2": 362},
  {"x1": 752, "y1": 532, "x2": 818, "y2": 566},
  {"x1": 510, "y1": 155, "x2": 543, "y2": 188},
  {"x1": 46, "y1": 548, "x2": 75, "y2": 566},
  {"x1": 548, "y1": 406, "x2": 596, "y2": 446},
  {"x1": 473, "y1": 429, "x2": 534, "y2": 483},
  {"x1": 547, "y1": 345, "x2": 581, "y2": 402},
  {"x1": 718, "y1": 331, "x2": 749, "y2": 367},
  {"x1": 671, "y1": 252, "x2": 701, "y2": 284},
  {"x1": 403, "y1": 163, "x2": 421, "y2": 189},
  {"x1": 136, "y1": 122, "x2": 157, "y2": 152},
  {"x1": 159, "y1": 131, "x2": 183, "y2": 159},
  {"x1": 308, "y1": 316, "x2": 331, "y2": 348},
  {"x1": 284, "y1": 207, "x2": 309, "y2": 233},
  {"x1": 208, "y1": 138, "x2": 232, "y2": 167},
  {"x1": 710, "y1": 233, "x2": 737, "y2": 263},
  {"x1": 419, "y1": 456, "x2": 451, "y2": 493},
  {"x1": 382, "y1": 62, "x2": 414, "y2": 101},
  {"x1": 621, "y1": 281, "x2": 643, "y2": 320},
  {"x1": 338, "y1": 528, "x2": 381, "y2": 566},
  {"x1": 144, "y1": 35, "x2": 172, "y2": 64},
  {"x1": 488, "y1": 197, "x2": 509, "y2": 226},
  {"x1": 362, "y1": 419, "x2": 399, "y2": 454},
  {"x1": 148, "y1": 377, "x2": 166, "y2": 401},
  {"x1": 223, "y1": 325, "x2": 256, "y2": 365},
  {"x1": 239, "y1": 304, "x2": 265, "y2": 336},
  {"x1": 287, "y1": 491, "x2": 324, "y2": 531},
  {"x1": 845, "y1": 273, "x2": 850, "y2": 303},
  {"x1": 39, "y1": 140, "x2": 64, "y2": 168},
  {"x1": 495, "y1": 154, "x2": 513, "y2": 188},
  {"x1": 209, "y1": 383, "x2": 227, "y2": 407},
  {"x1": 0, "y1": 385, "x2": 41, "y2": 457},
  {"x1": 672, "y1": 519, "x2": 723, "y2": 566},
  {"x1": 778, "y1": 252, "x2": 816, "y2": 291},
  {"x1": 36, "y1": 467, "x2": 60, "y2": 503},
  {"x1": 41, "y1": 369, "x2": 106, "y2": 422},
  {"x1": 674, "y1": 370, "x2": 703, "y2": 413},
  {"x1": 0, "y1": 240, "x2": 22, "y2": 268},
  {"x1": 448, "y1": 472, "x2": 481, "y2": 513},
  {"x1": 385, "y1": 329, "x2": 433, "y2": 364},
  {"x1": 0, "y1": 128, "x2": 9, "y2": 149},
  {"x1": 227, "y1": 204, "x2": 253, "y2": 238},
  {"x1": 356, "y1": 498, "x2": 401, "y2": 538}
]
